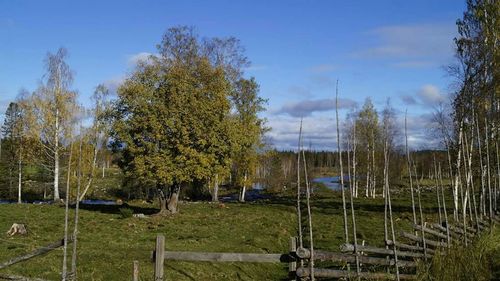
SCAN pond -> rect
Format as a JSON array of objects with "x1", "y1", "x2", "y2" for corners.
[
  {"x1": 312, "y1": 176, "x2": 350, "y2": 191},
  {"x1": 80, "y1": 199, "x2": 117, "y2": 205}
]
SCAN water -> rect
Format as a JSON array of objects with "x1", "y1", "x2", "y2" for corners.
[
  {"x1": 312, "y1": 176, "x2": 350, "y2": 191},
  {"x1": 80, "y1": 199, "x2": 117, "y2": 205}
]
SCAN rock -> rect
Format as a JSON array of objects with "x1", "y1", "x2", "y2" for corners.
[
  {"x1": 6, "y1": 223, "x2": 27, "y2": 236},
  {"x1": 133, "y1": 213, "x2": 147, "y2": 218}
]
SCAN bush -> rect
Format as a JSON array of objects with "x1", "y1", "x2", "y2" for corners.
[
  {"x1": 119, "y1": 208, "x2": 134, "y2": 219},
  {"x1": 417, "y1": 227, "x2": 500, "y2": 281}
]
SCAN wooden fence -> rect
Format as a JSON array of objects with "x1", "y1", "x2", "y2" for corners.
[{"x1": 146, "y1": 213, "x2": 499, "y2": 280}]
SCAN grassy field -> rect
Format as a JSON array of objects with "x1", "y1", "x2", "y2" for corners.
[{"x1": 0, "y1": 184, "x2": 497, "y2": 280}]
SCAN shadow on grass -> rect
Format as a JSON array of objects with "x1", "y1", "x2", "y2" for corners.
[
  {"x1": 251, "y1": 191, "x2": 446, "y2": 217},
  {"x1": 65, "y1": 202, "x2": 159, "y2": 216}
]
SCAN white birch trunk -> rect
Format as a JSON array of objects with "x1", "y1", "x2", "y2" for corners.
[
  {"x1": 17, "y1": 157, "x2": 22, "y2": 204},
  {"x1": 53, "y1": 107, "x2": 60, "y2": 201}
]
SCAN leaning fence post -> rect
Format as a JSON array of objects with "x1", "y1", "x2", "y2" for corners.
[
  {"x1": 155, "y1": 235, "x2": 165, "y2": 281},
  {"x1": 289, "y1": 237, "x2": 297, "y2": 280},
  {"x1": 133, "y1": 260, "x2": 139, "y2": 281}
]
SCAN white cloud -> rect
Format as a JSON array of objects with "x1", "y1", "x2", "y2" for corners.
[
  {"x1": 417, "y1": 84, "x2": 447, "y2": 106},
  {"x1": 266, "y1": 112, "x2": 441, "y2": 150},
  {"x1": 354, "y1": 23, "x2": 456, "y2": 64},
  {"x1": 265, "y1": 116, "x2": 338, "y2": 150},
  {"x1": 400, "y1": 95, "x2": 418, "y2": 105},
  {"x1": 400, "y1": 84, "x2": 449, "y2": 107},
  {"x1": 275, "y1": 98, "x2": 357, "y2": 117}
]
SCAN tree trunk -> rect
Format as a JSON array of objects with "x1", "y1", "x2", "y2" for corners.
[
  {"x1": 167, "y1": 185, "x2": 180, "y2": 214},
  {"x1": 158, "y1": 185, "x2": 180, "y2": 215},
  {"x1": 54, "y1": 109, "x2": 60, "y2": 202},
  {"x1": 78, "y1": 145, "x2": 98, "y2": 201},
  {"x1": 239, "y1": 172, "x2": 247, "y2": 202},
  {"x1": 17, "y1": 157, "x2": 22, "y2": 204},
  {"x1": 239, "y1": 186, "x2": 246, "y2": 203},
  {"x1": 159, "y1": 192, "x2": 168, "y2": 214},
  {"x1": 212, "y1": 174, "x2": 219, "y2": 202}
]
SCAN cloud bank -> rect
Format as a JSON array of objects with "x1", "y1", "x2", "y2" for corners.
[{"x1": 275, "y1": 98, "x2": 358, "y2": 117}]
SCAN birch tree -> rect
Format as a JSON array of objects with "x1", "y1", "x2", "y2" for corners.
[
  {"x1": 29, "y1": 48, "x2": 77, "y2": 201},
  {"x1": 78, "y1": 84, "x2": 111, "y2": 201},
  {"x1": 231, "y1": 78, "x2": 267, "y2": 202}
]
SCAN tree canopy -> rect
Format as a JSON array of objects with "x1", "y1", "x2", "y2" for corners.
[{"x1": 111, "y1": 26, "x2": 266, "y2": 213}]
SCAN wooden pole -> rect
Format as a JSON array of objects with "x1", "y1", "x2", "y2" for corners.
[
  {"x1": 433, "y1": 156, "x2": 442, "y2": 223},
  {"x1": 387, "y1": 173, "x2": 400, "y2": 280},
  {"x1": 399, "y1": 232, "x2": 446, "y2": 248},
  {"x1": 405, "y1": 112, "x2": 417, "y2": 230},
  {"x1": 133, "y1": 260, "x2": 139, "y2": 281},
  {"x1": 0, "y1": 238, "x2": 72, "y2": 270},
  {"x1": 62, "y1": 140, "x2": 73, "y2": 281},
  {"x1": 296, "y1": 267, "x2": 416, "y2": 280},
  {"x1": 296, "y1": 248, "x2": 417, "y2": 267},
  {"x1": 385, "y1": 240, "x2": 435, "y2": 254},
  {"x1": 340, "y1": 244, "x2": 427, "y2": 259},
  {"x1": 413, "y1": 162, "x2": 428, "y2": 259},
  {"x1": 0, "y1": 274, "x2": 49, "y2": 281},
  {"x1": 289, "y1": 237, "x2": 297, "y2": 280},
  {"x1": 335, "y1": 80, "x2": 349, "y2": 244},
  {"x1": 71, "y1": 125, "x2": 83, "y2": 279},
  {"x1": 438, "y1": 164, "x2": 451, "y2": 246},
  {"x1": 349, "y1": 120, "x2": 361, "y2": 279},
  {"x1": 296, "y1": 119, "x2": 304, "y2": 252},
  {"x1": 162, "y1": 251, "x2": 292, "y2": 263},
  {"x1": 155, "y1": 235, "x2": 165, "y2": 281},
  {"x1": 301, "y1": 136, "x2": 315, "y2": 281}
]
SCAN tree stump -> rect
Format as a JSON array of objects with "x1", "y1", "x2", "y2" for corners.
[{"x1": 6, "y1": 223, "x2": 27, "y2": 236}]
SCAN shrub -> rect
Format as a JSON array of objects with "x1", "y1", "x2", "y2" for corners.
[{"x1": 119, "y1": 208, "x2": 133, "y2": 219}]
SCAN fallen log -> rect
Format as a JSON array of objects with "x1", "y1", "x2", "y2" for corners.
[
  {"x1": 340, "y1": 243, "x2": 427, "y2": 259},
  {"x1": 295, "y1": 248, "x2": 416, "y2": 267},
  {"x1": 0, "y1": 237, "x2": 72, "y2": 270},
  {"x1": 296, "y1": 267, "x2": 416, "y2": 280}
]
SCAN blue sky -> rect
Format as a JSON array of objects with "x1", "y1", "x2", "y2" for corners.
[{"x1": 0, "y1": 0, "x2": 465, "y2": 150}]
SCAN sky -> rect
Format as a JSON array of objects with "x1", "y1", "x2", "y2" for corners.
[{"x1": 0, "y1": 0, "x2": 466, "y2": 150}]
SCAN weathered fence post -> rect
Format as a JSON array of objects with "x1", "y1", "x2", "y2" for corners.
[
  {"x1": 133, "y1": 260, "x2": 139, "y2": 281},
  {"x1": 289, "y1": 237, "x2": 297, "y2": 280},
  {"x1": 155, "y1": 235, "x2": 165, "y2": 281}
]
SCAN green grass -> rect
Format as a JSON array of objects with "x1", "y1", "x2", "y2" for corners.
[
  {"x1": 0, "y1": 186, "x2": 496, "y2": 280},
  {"x1": 417, "y1": 226, "x2": 500, "y2": 281}
]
